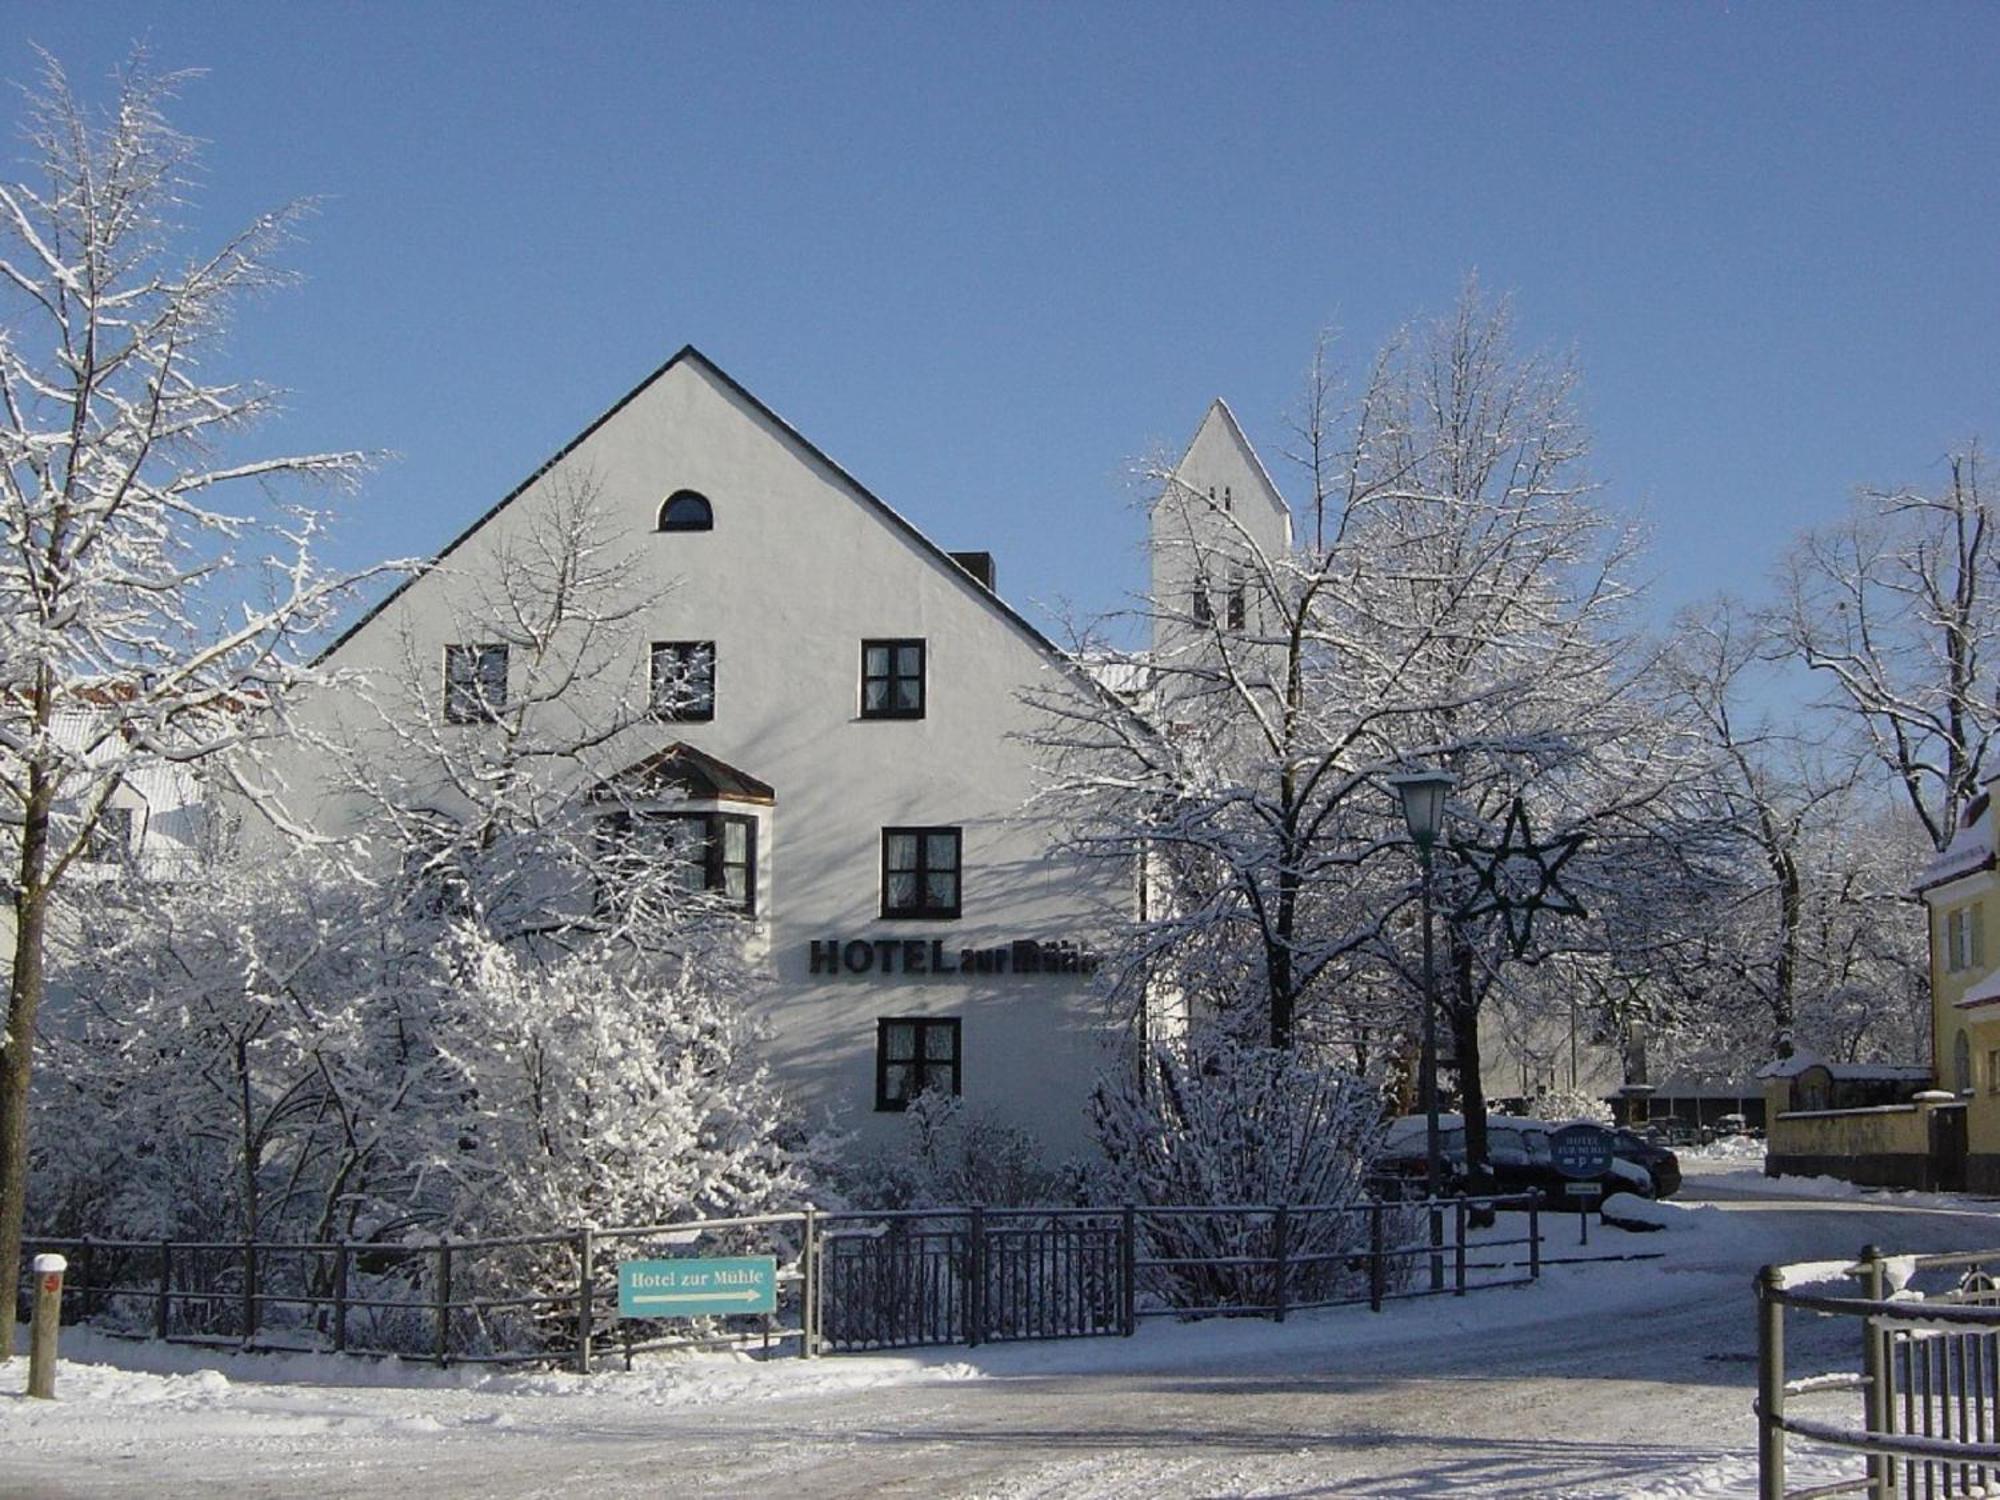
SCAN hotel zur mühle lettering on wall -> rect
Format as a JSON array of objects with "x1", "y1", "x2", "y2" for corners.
[{"x1": 279, "y1": 347, "x2": 1287, "y2": 1153}]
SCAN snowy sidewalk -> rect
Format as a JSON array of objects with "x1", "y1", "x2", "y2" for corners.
[{"x1": 6, "y1": 1179, "x2": 1993, "y2": 1498}]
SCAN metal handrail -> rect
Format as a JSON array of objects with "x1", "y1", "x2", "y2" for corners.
[{"x1": 1757, "y1": 1244, "x2": 2000, "y2": 1500}]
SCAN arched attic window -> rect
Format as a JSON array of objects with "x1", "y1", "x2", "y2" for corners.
[{"x1": 658, "y1": 489, "x2": 714, "y2": 532}]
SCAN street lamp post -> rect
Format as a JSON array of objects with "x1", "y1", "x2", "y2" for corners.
[{"x1": 1389, "y1": 769, "x2": 1456, "y2": 1204}]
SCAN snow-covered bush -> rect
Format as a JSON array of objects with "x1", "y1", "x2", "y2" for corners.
[
  {"x1": 1091, "y1": 1035, "x2": 1389, "y2": 1311},
  {"x1": 32, "y1": 846, "x2": 424, "y2": 1246},
  {"x1": 420, "y1": 925, "x2": 813, "y2": 1346},
  {"x1": 1524, "y1": 1088, "x2": 1614, "y2": 1125},
  {"x1": 438, "y1": 925, "x2": 799, "y2": 1233},
  {"x1": 846, "y1": 1091, "x2": 1069, "y2": 1210}
]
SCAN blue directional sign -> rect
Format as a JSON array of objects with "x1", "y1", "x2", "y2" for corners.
[
  {"x1": 1550, "y1": 1122, "x2": 1615, "y2": 1180},
  {"x1": 618, "y1": 1256, "x2": 777, "y2": 1318}
]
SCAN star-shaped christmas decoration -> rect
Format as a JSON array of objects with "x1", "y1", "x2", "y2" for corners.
[{"x1": 1451, "y1": 797, "x2": 1587, "y2": 958}]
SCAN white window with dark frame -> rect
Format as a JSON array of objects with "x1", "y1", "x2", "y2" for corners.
[
  {"x1": 650, "y1": 641, "x2": 716, "y2": 722},
  {"x1": 600, "y1": 809, "x2": 755, "y2": 916},
  {"x1": 882, "y1": 826, "x2": 960, "y2": 919},
  {"x1": 1191, "y1": 577, "x2": 1213, "y2": 625},
  {"x1": 861, "y1": 639, "x2": 925, "y2": 719},
  {"x1": 444, "y1": 643, "x2": 508, "y2": 724},
  {"x1": 875, "y1": 1016, "x2": 961, "y2": 1111},
  {"x1": 657, "y1": 489, "x2": 714, "y2": 532},
  {"x1": 86, "y1": 805, "x2": 135, "y2": 864}
]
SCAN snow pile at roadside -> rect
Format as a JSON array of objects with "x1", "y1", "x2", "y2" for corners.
[
  {"x1": 1756, "y1": 1172, "x2": 1997, "y2": 1211},
  {"x1": 2, "y1": 1324, "x2": 959, "y2": 1416},
  {"x1": 1681, "y1": 1135, "x2": 1767, "y2": 1165}
]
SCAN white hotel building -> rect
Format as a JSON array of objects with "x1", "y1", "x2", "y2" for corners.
[{"x1": 285, "y1": 347, "x2": 1290, "y2": 1155}]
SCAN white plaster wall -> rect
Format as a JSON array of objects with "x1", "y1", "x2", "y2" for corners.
[{"x1": 284, "y1": 353, "x2": 1130, "y2": 1158}]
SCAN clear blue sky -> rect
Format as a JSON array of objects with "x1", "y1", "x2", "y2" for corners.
[{"x1": 6, "y1": 2, "x2": 1996, "y2": 638}]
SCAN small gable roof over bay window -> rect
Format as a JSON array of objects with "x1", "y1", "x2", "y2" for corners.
[{"x1": 589, "y1": 742, "x2": 775, "y2": 806}]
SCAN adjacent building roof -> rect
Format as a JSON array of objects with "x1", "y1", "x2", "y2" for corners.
[
  {"x1": 1916, "y1": 792, "x2": 1995, "y2": 893},
  {"x1": 1756, "y1": 1049, "x2": 1932, "y2": 1082},
  {"x1": 1956, "y1": 970, "x2": 2000, "y2": 1010}
]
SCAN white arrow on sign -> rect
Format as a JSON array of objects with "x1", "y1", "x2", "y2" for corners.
[{"x1": 629, "y1": 1289, "x2": 766, "y2": 1306}]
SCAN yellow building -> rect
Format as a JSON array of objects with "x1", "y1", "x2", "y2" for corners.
[
  {"x1": 1917, "y1": 781, "x2": 1998, "y2": 1190},
  {"x1": 1763, "y1": 782, "x2": 1998, "y2": 1190}
]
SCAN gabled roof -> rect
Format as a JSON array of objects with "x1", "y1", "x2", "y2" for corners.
[
  {"x1": 588, "y1": 742, "x2": 775, "y2": 806},
  {"x1": 1165, "y1": 398, "x2": 1291, "y2": 524},
  {"x1": 315, "y1": 345, "x2": 1077, "y2": 672}
]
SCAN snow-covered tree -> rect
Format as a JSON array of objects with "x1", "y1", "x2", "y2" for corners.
[
  {"x1": 317, "y1": 475, "x2": 739, "y2": 954},
  {"x1": 1523, "y1": 1087, "x2": 1612, "y2": 1126},
  {"x1": 1037, "y1": 284, "x2": 1689, "y2": 1189},
  {"x1": 1644, "y1": 597, "x2": 1931, "y2": 1072},
  {"x1": 437, "y1": 924, "x2": 802, "y2": 1235},
  {"x1": 1776, "y1": 445, "x2": 1996, "y2": 854},
  {"x1": 31, "y1": 354, "x2": 808, "y2": 1305},
  {"x1": 31, "y1": 843, "x2": 437, "y2": 1245},
  {"x1": 0, "y1": 53, "x2": 369, "y2": 1350},
  {"x1": 286, "y1": 474, "x2": 803, "y2": 1250},
  {"x1": 35, "y1": 835, "x2": 812, "y2": 1270}
]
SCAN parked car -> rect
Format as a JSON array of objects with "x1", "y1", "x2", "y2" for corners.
[
  {"x1": 1487, "y1": 1119, "x2": 1654, "y2": 1203},
  {"x1": 1376, "y1": 1115, "x2": 1653, "y2": 1203},
  {"x1": 1639, "y1": 1116, "x2": 1699, "y2": 1148},
  {"x1": 1372, "y1": 1116, "x2": 1469, "y2": 1198},
  {"x1": 1609, "y1": 1127, "x2": 1682, "y2": 1199}
]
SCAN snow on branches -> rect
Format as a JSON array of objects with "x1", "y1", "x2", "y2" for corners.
[{"x1": 0, "y1": 51, "x2": 379, "y2": 1351}]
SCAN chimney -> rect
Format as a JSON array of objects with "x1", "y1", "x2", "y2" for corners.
[{"x1": 950, "y1": 551, "x2": 997, "y2": 593}]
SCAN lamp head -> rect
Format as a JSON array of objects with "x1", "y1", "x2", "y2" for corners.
[{"x1": 1388, "y1": 768, "x2": 1457, "y2": 851}]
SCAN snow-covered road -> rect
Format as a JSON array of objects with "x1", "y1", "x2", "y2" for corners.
[{"x1": 7, "y1": 1168, "x2": 1999, "y2": 1498}]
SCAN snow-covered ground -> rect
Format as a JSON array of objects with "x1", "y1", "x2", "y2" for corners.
[{"x1": 7, "y1": 1166, "x2": 1998, "y2": 1498}]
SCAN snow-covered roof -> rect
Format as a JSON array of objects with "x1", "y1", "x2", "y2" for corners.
[
  {"x1": 1756, "y1": 1050, "x2": 1930, "y2": 1082},
  {"x1": 1756, "y1": 1050, "x2": 1823, "y2": 1080},
  {"x1": 1956, "y1": 969, "x2": 2000, "y2": 1010},
  {"x1": 1081, "y1": 658, "x2": 1148, "y2": 697},
  {"x1": 1916, "y1": 797, "x2": 1995, "y2": 893}
]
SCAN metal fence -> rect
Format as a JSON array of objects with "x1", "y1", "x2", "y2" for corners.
[
  {"x1": 23, "y1": 1191, "x2": 1545, "y2": 1371},
  {"x1": 1757, "y1": 1243, "x2": 2000, "y2": 1499},
  {"x1": 20, "y1": 1213, "x2": 816, "y2": 1373}
]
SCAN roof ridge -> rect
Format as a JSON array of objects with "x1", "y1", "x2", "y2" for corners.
[{"x1": 314, "y1": 345, "x2": 1086, "y2": 680}]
